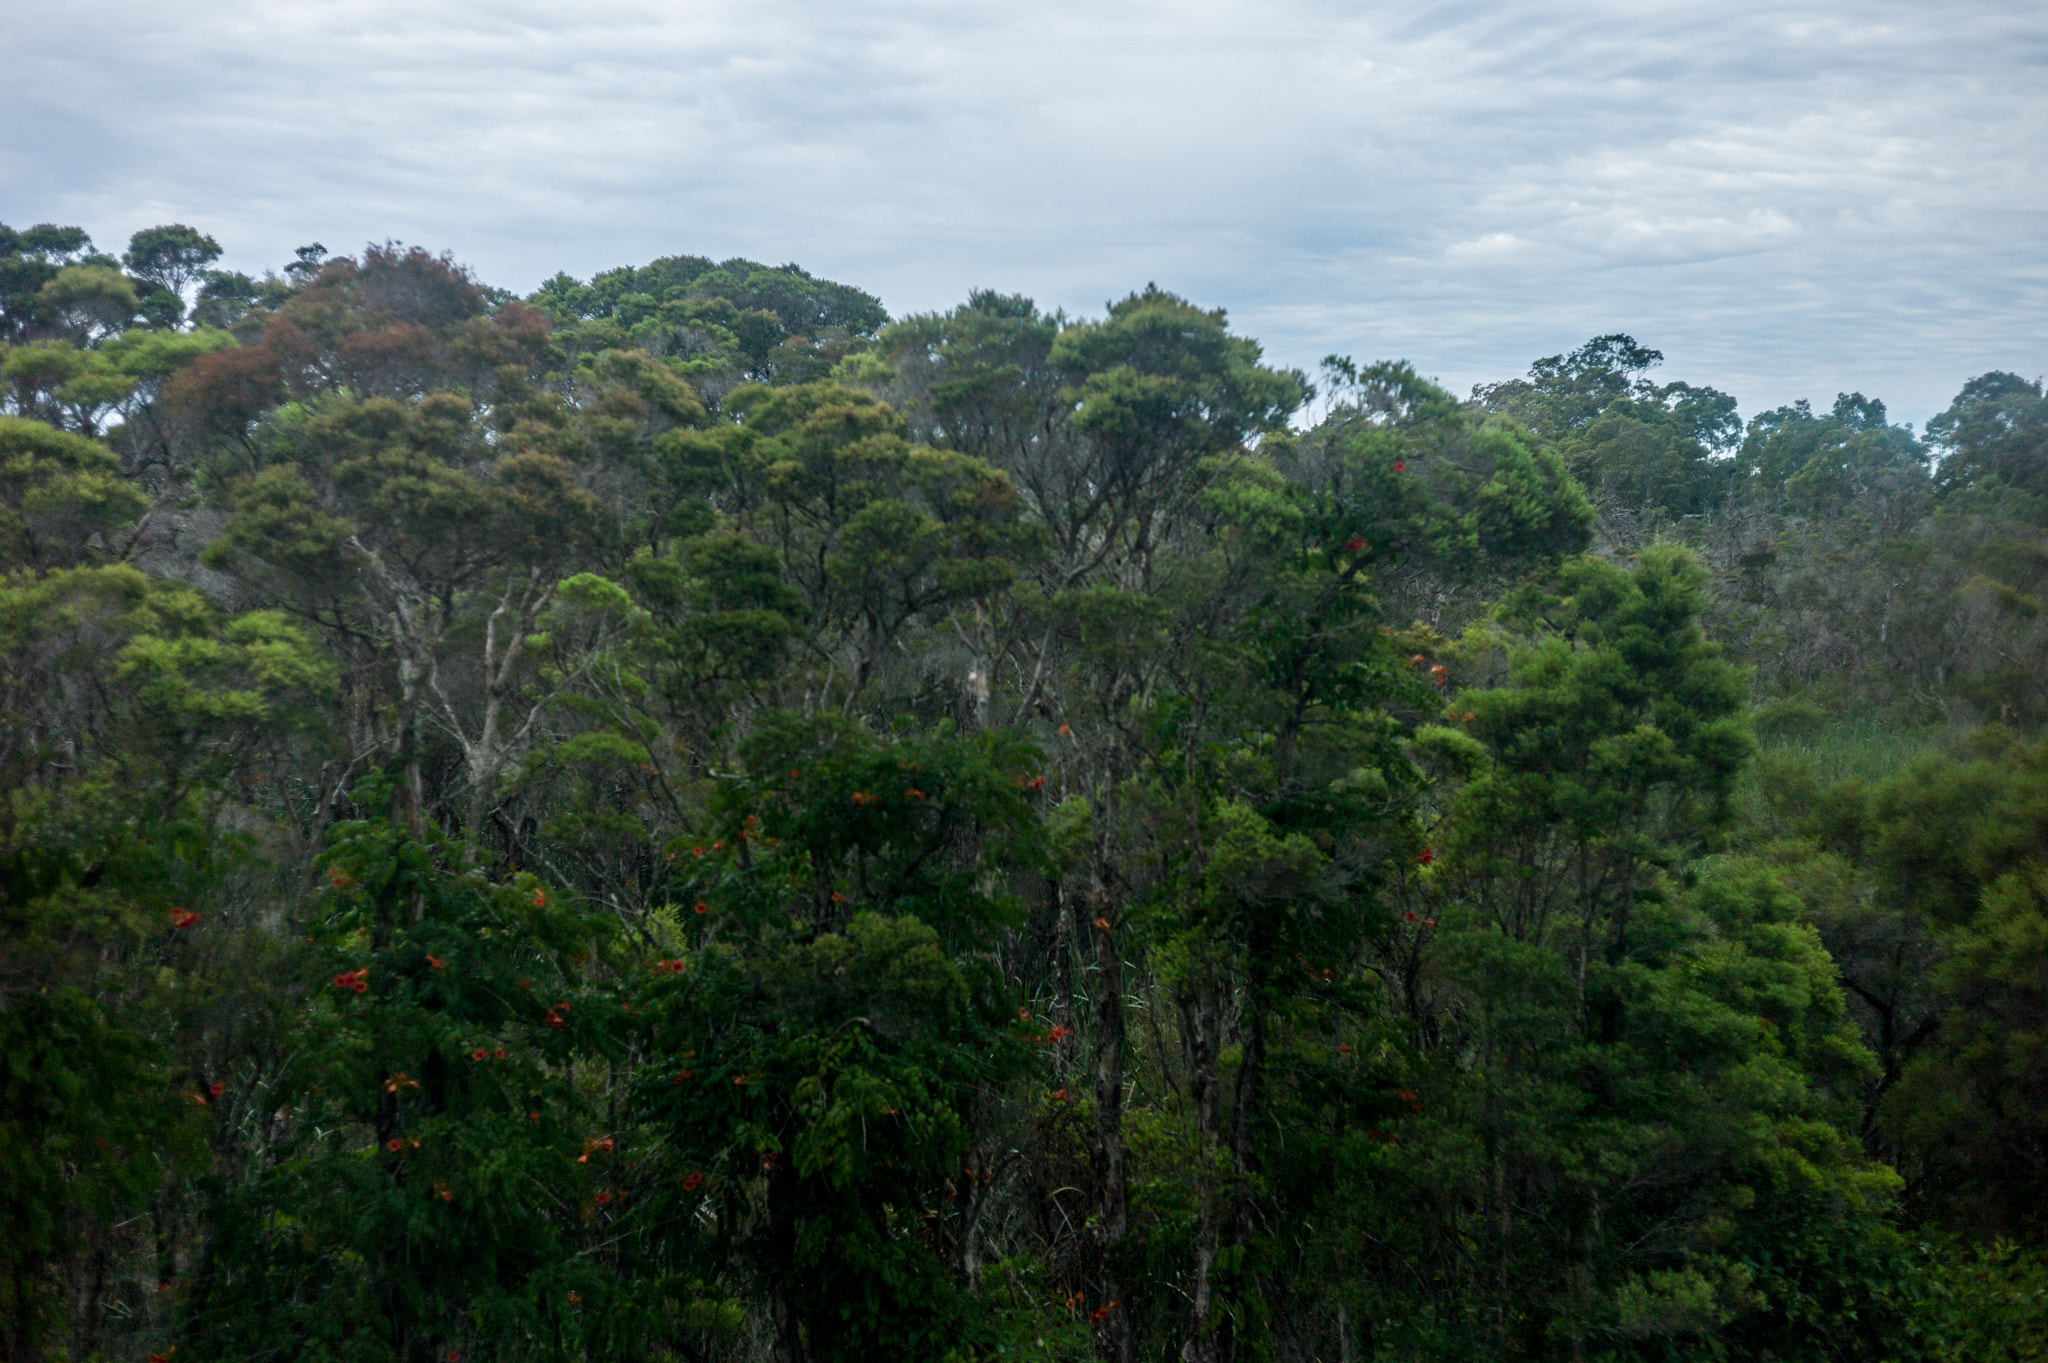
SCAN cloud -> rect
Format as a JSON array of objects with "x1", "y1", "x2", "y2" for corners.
[{"x1": 1, "y1": 0, "x2": 2042, "y2": 425}]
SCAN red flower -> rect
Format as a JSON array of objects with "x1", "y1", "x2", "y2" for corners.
[
  {"x1": 387, "y1": 1138, "x2": 405, "y2": 1153},
  {"x1": 329, "y1": 871, "x2": 355, "y2": 889},
  {"x1": 495, "y1": 1047, "x2": 507, "y2": 1059},
  {"x1": 1046, "y1": 1025, "x2": 1073, "y2": 1043},
  {"x1": 851, "y1": 791, "x2": 874, "y2": 806},
  {"x1": 425, "y1": 954, "x2": 444, "y2": 969},
  {"x1": 1093, "y1": 916, "x2": 1112, "y2": 930},
  {"x1": 1090, "y1": 1301, "x2": 1118, "y2": 1324},
  {"x1": 332, "y1": 967, "x2": 370, "y2": 991},
  {"x1": 1410, "y1": 654, "x2": 1425, "y2": 664},
  {"x1": 1023, "y1": 775, "x2": 1046, "y2": 791},
  {"x1": 683, "y1": 1172, "x2": 704, "y2": 1192},
  {"x1": 1052, "y1": 1088, "x2": 1069, "y2": 1102},
  {"x1": 209, "y1": 1082, "x2": 225, "y2": 1097},
  {"x1": 1404, "y1": 911, "x2": 1417, "y2": 922},
  {"x1": 471, "y1": 1048, "x2": 487, "y2": 1061},
  {"x1": 1393, "y1": 460, "x2": 1407, "y2": 472},
  {"x1": 529, "y1": 1110, "x2": 541, "y2": 1122},
  {"x1": 545, "y1": 1010, "x2": 564, "y2": 1028},
  {"x1": 168, "y1": 907, "x2": 199, "y2": 930},
  {"x1": 448, "y1": 1351, "x2": 461, "y2": 1361},
  {"x1": 531, "y1": 888, "x2": 547, "y2": 907},
  {"x1": 1416, "y1": 845, "x2": 1435, "y2": 865},
  {"x1": 594, "y1": 1191, "x2": 611, "y2": 1205},
  {"x1": 1343, "y1": 536, "x2": 1366, "y2": 552},
  {"x1": 1017, "y1": 1006, "x2": 1032, "y2": 1020},
  {"x1": 694, "y1": 901, "x2": 708, "y2": 914}
]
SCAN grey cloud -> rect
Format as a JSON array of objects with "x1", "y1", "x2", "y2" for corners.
[{"x1": 2, "y1": 0, "x2": 2042, "y2": 425}]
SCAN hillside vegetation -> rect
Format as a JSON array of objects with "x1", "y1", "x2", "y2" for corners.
[{"x1": 3, "y1": 222, "x2": 2046, "y2": 1363}]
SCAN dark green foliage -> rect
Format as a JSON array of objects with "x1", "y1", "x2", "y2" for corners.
[{"x1": 5, "y1": 231, "x2": 2046, "y2": 1363}]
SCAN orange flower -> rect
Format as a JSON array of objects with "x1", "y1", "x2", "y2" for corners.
[
  {"x1": 168, "y1": 907, "x2": 199, "y2": 929},
  {"x1": 1046, "y1": 1025, "x2": 1073, "y2": 1043},
  {"x1": 531, "y1": 888, "x2": 547, "y2": 907},
  {"x1": 1017, "y1": 1006, "x2": 1032, "y2": 1020},
  {"x1": 1057, "y1": 723, "x2": 1072, "y2": 736},
  {"x1": 904, "y1": 788, "x2": 925, "y2": 800},
  {"x1": 386, "y1": 1138, "x2": 405, "y2": 1153},
  {"x1": 425, "y1": 954, "x2": 444, "y2": 969},
  {"x1": 1023, "y1": 775, "x2": 1046, "y2": 791},
  {"x1": 1409, "y1": 654, "x2": 1425, "y2": 665},
  {"x1": 1052, "y1": 1088, "x2": 1068, "y2": 1102},
  {"x1": 830, "y1": 891, "x2": 846, "y2": 903},
  {"x1": 545, "y1": 1010, "x2": 564, "y2": 1029},
  {"x1": 1093, "y1": 916, "x2": 1111, "y2": 930},
  {"x1": 1336, "y1": 1044, "x2": 1354, "y2": 1055},
  {"x1": 567, "y1": 1291, "x2": 580, "y2": 1304},
  {"x1": 470, "y1": 1048, "x2": 487, "y2": 1061},
  {"x1": 851, "y1": 791, "x2": 874, "y2": 805}
]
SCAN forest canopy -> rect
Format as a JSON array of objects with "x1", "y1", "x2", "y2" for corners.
[{"x1": 3, "y1": 222, "x2": 2046, "y2": 1363}]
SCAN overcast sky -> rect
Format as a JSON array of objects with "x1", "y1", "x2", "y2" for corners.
[{"x1": 3, "y1": 0, "x2": 2043, "y2": 427}]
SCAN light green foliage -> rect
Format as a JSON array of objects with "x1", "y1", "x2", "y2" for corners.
[{"x1": 0, "y1": 416, "x2": 147, "y2": 565}]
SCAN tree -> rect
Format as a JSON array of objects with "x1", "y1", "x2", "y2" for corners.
[
  {"x1": 123, "y1": 225, "x2": 224, "y2": 322},
  {"x1": 1929, "y1": 371, "x2": 2048, "y2": 517}
]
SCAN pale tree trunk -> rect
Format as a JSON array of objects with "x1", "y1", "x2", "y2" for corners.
[
  {"x1": 1178, "y1": 975, "x2": 1224, "y2": 1363},
  {"x1": 1089, "y1": 862, "x2": 1134, "y2": 1363}
]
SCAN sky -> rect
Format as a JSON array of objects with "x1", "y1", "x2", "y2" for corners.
[{"x1": 3, "y1": 0, "x2": 2044, "y2": 429}]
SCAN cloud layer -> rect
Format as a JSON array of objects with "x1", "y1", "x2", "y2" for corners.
[{"x1": 4, "y1": 0, "x2": 2043, "y2": 424}]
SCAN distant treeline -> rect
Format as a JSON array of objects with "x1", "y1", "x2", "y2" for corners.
[{"x1": 2, "y1": 221, "x2": 2044, "y2": 1363}]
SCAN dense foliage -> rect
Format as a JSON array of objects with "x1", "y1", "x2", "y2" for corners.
[{"x1": 3, "y1": 223, "x2": 2045, "y2": 1363}]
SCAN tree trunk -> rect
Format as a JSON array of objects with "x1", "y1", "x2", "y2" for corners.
[
  {"x1": 1089, "y1": 872, "x2": 1133, "y2": 1363},
  {"x1": 1179, "y1": 977, "x2": 1223, "y2": 1363}
]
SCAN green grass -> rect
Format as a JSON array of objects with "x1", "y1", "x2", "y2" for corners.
[{"x1": 1755, "y1": 715, "x2": 1947, "y2": 788}]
